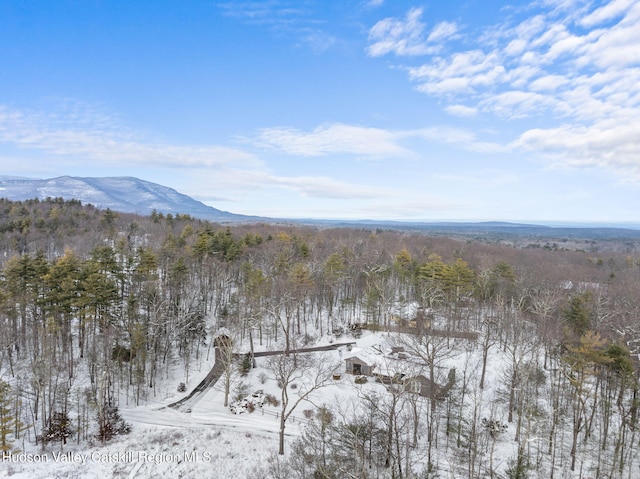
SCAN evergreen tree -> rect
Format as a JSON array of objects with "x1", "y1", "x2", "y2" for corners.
[
  {"x1": 563, "y1": 292, "x2": 593, "y2": 338},
  {"x1": 442, "y1": 257, "x2": 475, "y2": 303},
  {"x1": 46, "y1": 411, "x2": 72, "y2": 446},
  {"x1": 97, "y1": 404, "x2": 131, "y2": 442}
]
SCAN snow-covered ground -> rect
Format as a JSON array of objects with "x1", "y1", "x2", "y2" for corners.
[
  {"x1": 1, "y1": 338, "x2": 364, "y2": 478},
  {"x1": 0, "y1": 330, "x2": 514, "y2": 478},
  {"x1": 3, "y1": 326, "x2": 629, "y2": 479}
]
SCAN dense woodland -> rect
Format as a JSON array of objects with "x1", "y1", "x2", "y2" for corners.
[{"x1": 1, "y1": 198, "x2": 640, "y2": 478}]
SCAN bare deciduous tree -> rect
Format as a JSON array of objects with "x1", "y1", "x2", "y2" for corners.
[{"x1": 266, "y1": 351, "x2": 339, "y2": 455}]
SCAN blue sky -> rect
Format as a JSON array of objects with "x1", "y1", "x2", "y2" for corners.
[{"x1": 1, "y1": 0, "x2": 639, "y2": 223}]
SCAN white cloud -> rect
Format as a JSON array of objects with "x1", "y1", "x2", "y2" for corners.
[
  {"x1": 529, "y1": 74, "x2": 570, "y2": 91},
  {"x1": 410, "y1": 50, "x2": 506, "y2": 94},
  {"x1": 0, "y1": 104, "x2": 258, "y2": 169},
  {"x1": 256, "y1": 123, "x2": 414, "y2": 158},
  {"x1": 189, "y1": 164, "x2": 398, "y2": 202},
  {"x1": 480, "y1": 90, "x2": 569, "y2": 118},
  {"x1": 504, "y1": 38, "x2": 528, "y2": 56},
  {"x1": 256, "y1": 122, "x2": 504, "y2": 158},
  {"x1": 400, "y1": 126, "x2": 505, "y2": 153},
  {"x1": 427, "y1": 21, "x2": 458, "y2": 43},
  {"x1": 539, "y1": 28, "x2": 584, "y2": 62},
  {"x1": 217, "y1": 2, "x2": 309, "y2": 23},
  {"x1": 580, "y1": 3, "x2": 640, "y2": 68},
  {"x1": 445, "y1": 104, "x2": 478, "y2": 117},
  {"x1": 265, "y1": 175, "x2": 391, "y2": 199},
  {"x1": 579, "y1": 0, "x2": 634, "y2": 27},
  {"x1": 367, "y1": 7, "x2": 443, "y2": 57},
  {"x1": 373, "y1": 0, "x2": 640, "y2": 181},
  {"x1": 0, "y1": 103, "x2": 424, "y2": 206},
  {"x1": 513, "y1": 119, "x2": 640, "y2": 181},
  {"x1": 217, "y1": 2, "x2": 341, "y2": 55},
  {"x1": 503, "y1": 65, "x2": 541, "y2": 88},
  {"x1": 415, "y1": 77, "x2": 473, "y2": 95},
  {"x1": 513, "y1": 14, "x2": 547, "y2": 42},
  {"x1": 300, "y1": 30, "x2": 337, "y2": 53},
  {"x1": 539, "y1": 0, "x2": 591, "y2": 16}
]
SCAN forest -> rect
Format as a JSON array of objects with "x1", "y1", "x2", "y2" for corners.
[{"x1": 1, "y1": 197, "x2": 640, "y2": 478}]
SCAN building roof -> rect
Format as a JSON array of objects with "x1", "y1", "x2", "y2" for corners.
[{"x1": 345, "y1": 343, "x2": 425, "y2": 378}]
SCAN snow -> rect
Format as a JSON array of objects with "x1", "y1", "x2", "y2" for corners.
[
  {"x1": 3, "y1": 325, "x2": 638, "y2": 478},
  {"x1": 0, "y1": 176, "x2": 240, "y2": 220},
  {"x1": 0, "y1": 340, "x2": 354, "y2": 479},
  {"x1": 2, "y1": 425, "x2": 276, "y2": 479}
]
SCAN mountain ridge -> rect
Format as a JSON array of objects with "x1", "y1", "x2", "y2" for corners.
[
  {"x1": 0, "y1": 175, "x2": 258, "y2": 222},
  {"x1": 2, "y1": 176, "x2": 640, "y2": 242}
]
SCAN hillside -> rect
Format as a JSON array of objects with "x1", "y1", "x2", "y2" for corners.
[
  {"x1": 3, "y1": 176, "x2": 640, "y2": 251},
  {"x1": 0, "y1": 175, "x2": 258, "y2": 222}
]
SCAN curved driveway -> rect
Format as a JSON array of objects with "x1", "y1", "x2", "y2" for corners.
[{"x1": 167, "y1": 341, "x2": 356, "y2": 411}]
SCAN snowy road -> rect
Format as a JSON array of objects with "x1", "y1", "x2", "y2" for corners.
[
  {"x1": 120, "y1": 368, "x2": 313, "y2": 441},
  {"x1": 121, "y1": 402, "x2": 294, "y2": 437}
]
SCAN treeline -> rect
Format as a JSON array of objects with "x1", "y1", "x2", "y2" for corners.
[{"x1": 1, "y1": 198, "x2": 640, "y2": 476}]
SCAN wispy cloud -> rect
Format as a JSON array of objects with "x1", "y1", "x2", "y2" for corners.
[
  {"x1": 405, "y1": 127, "x2": 505, "y2": 153},
  {"x1": 427, "y1": 21, "x2": 459, "y2": 43},
  {"x1": 255, "y1": 122, "x2": 504, "y2": 158},
  {"x1": 193, "y1": 167, "x2": 394, "y2": 201},
  {"x1": 217, "y1": 1, "x2": 340, "y2": 54},
  {"x1": 409, "y1": 50, "x2": 506, "y2": 94},
  {"x1": 0, "y1": 103, "x2": 258, "y2": 169},
  {"x1": 0, "y1": 102, "x2": 407, "y2": 204},
  {"x1": 265, "y1": 174, "x2": 391, "y2": 199},
  {"x1": 299, "y1": 30, "x2": 337, "y2": 53},
  {"x1": 255, "y1": 123, "x2": 414, "y2": 158},
  {"x1": 369, "y1": 1, "x2": 640, "y2": 180},
  {"x1": 217, "y1": 1, "x2": 310, "y2": 24},
  {"x1": 367, "y1": 7, "x2": 456, "y2": 57},
  {"x1": 365, "y1": 0, "x2": 384, "y2": 8},
  {"x1": 3, "y1": 104, "x2": 502, "y2": 177}
]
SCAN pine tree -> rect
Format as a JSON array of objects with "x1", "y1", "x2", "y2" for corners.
[
  {"x1": 46, "y1": 411, "x2": 72, "y2": 446},
  {"x1": 563, "y1": 292, "x2": 593, "y2": 338},
  {"x1": 563, "y1": 331, "x2": 612, "y2": 471},
  {"x1": 97, "y1": 404, "x2": 131, "y2": 442}
]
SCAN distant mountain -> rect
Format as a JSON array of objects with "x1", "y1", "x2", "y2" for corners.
[
  {"x1": 2, "y1": 176, "x2": 639, "y2": 244},
  {"x1": 0, "y1": 176, "x2": 257, "y2": 222},
  {"x1": 296, "y1": 218, "x2": 640, "y2": 244}
]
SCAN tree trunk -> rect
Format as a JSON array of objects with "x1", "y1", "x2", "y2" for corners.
[{"x1": 278, "y1": 413, "x2": 286, "y2": 455}]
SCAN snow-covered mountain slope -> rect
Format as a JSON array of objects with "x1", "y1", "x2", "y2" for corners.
[{"x1": 0, "y1": 176, "x2": 257, "y2": 222}]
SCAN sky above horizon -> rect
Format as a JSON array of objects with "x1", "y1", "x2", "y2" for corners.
[{"x1": 1, "y1": 0, "x2": 639, "y2": 223}]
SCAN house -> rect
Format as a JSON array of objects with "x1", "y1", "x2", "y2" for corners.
[
  {"x1": 344, "y1": 343, "x2": 456, "y2": 400},
  {"x1": 402, "y1": 369, "x2": 456, "y2": 400},
  {"x1": 345, "y1": 350, "x2": 380, "y2": 376},
  {"x1": 344, "y1": 343, "x2": 399, "y2": 376}
]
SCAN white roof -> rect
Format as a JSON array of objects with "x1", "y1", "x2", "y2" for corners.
[{"x1": 345, "y1": 342, "x2": 425, "y2": 377}]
